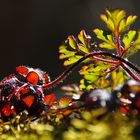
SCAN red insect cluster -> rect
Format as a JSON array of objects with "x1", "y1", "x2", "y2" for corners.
[{"x1": 0, "y1": 66, "x2": 52, "y2": 120}]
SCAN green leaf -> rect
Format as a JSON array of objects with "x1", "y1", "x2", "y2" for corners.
[
  {"x1": 84, "y1": 74, "x2": 99, "y2": 83},
  {"x1": 59, "y1": 30, "x2": 92, "y2": 66},
  {"x1": 111, "y1": 69, "x2": 128, "y2": 88},
  {"x1": 78, "y1": 44, "x2": 89, "y2": 54},
  {"x1": 59, "y1": 52, "x2": 76, "y2": 59},
  {"x1": 124, "y1": 31, "x2": 140, "y2": 57},
  {"x1": 59, "y1": 98, "x2": 72, "y2": 108},
  {"x1": 64, "y1": 55, "x2": 83, "y2": 66},
  {"x1": 79, "y1": 79, "x2": 94, "y2": 91},
  {"x1": 79, "y1": 63, "x2": 111, "y2": 91},
  {"x1": 93, "y1": 29, "x2": 116, "y2": 49},
  {"x1": 78, "y1": 30, "x2": 91, "y2": 48},
  {"x1": 100, "y1": 9, "x2": 137, "y2": 34},
  {"x1": 100, "y1": 9, "x2": 126, "y2": 32},
  {"x1": 68, "y1": 36, "x2": 78, "y2": 50},
  {"x1": 93, "y1": 29, "x2": 107, "y2": 42},
  {"x1": 122, "y1": 30, "x2": 136, "y2": 49},
  {"x1": 99, "y1": 41, "x2": 115, "y2": 49},
  {"x1": 133, "y1": 31, "x2": 140, "y2": 47},
  {"x1": 79, "y1": 78, "x2": 111, "y2": 91},
  {"x1": 79, "y1": 63, "x2": 111, "y2": 76},
  {"x1": 100, "y1": 14, "x2": 114, "y2": 31},
  {"x1": 119, "y1": 15, "x2": 137, "y2": 32}
]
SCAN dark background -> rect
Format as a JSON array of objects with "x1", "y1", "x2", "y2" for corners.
[{"x1": 0, "y1": 0, "x2": 140, "y2": 92}]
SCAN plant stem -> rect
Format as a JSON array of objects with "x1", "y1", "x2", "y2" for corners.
[
  {"x1": 120, "y1": 63, "x2": 140, "y2": 81},
  {"x1": 92, "y1": 56, "x2": 119, "y2": 64},
  {"x1": 92, "y1": 52, "x2": 140, "y2": 74},
  {"x1": 116, "y1": 34, "x2": 122, "y2": 56},
  {"x1": 42, "y1": 51, "x2": 140, "y2": 90}
]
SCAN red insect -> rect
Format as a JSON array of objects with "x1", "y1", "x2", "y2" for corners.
[{"x1": 0, "y1": 66, "x2": 55, "y2": 120}]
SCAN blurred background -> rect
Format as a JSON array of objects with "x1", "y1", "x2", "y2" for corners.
[{"x1": 0, "y1": 0, "x2": 140, "y2": 92}]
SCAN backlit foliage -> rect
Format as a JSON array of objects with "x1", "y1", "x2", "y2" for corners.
[{"x1": 59, "y1": 8, "x2": 140, "y2": 91}]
